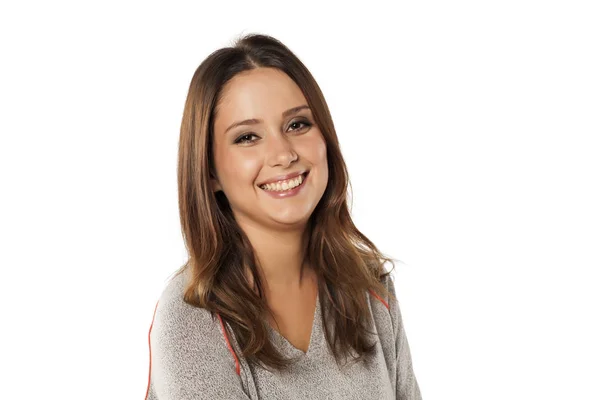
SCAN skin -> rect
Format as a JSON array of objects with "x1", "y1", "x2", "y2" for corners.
[{"x1": 211, "y1": 67, "x2": 328, "y2": 297}]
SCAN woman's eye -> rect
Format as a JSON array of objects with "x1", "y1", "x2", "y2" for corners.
[
  {"x1": 288, "y1": 120, "x2": 312, "y2": 132},
  {"x1": 234, "y1": 133, "x2": 259, "y2": 144},
  {"x1": 235, "y1": 121, "x2": 311, "y2": 144}
]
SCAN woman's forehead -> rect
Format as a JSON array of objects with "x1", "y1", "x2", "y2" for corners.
[{"x1": 214, "y1": 69, "x2": 308, "y2": 128}]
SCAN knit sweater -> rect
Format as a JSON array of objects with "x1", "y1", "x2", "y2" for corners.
[{"x1": 144, "y1": 270, "x2": 422, "y2": 399}]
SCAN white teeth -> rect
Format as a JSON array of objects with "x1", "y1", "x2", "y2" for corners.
[{"x1": 260, "y1": 174, "x2": 305, "y2": 192}]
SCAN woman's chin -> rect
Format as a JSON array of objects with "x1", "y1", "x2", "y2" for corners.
[{"x1": 265, "y1": 211, "x2": 312, "y2": 228}]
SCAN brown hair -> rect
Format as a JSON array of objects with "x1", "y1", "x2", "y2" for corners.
[{"x1": 174, "y1": 32, "x2": 398, "y2": 372}]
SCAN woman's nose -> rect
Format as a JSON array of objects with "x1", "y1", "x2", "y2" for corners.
[{"x1": 266, "y1": 131, "x2": 298, "y2": 167}]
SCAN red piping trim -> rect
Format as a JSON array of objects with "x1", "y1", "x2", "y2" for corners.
[
  {"x1": 369, "y1": 289, "x2": 390, "y2": 310},
  {"x1": 217, "y1": 313, "x2": 241, "y2": 376},
  {"x1": 144, "y1": 300, "x2": 160, "y2": 400}
]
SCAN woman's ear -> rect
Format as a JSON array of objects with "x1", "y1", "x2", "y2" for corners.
[{"x1": 210, "y1": 175, "x2": 223, "y2": 192}]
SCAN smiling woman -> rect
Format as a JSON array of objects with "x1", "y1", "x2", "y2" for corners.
[
  {"x1": 145, "y1": 33, "x2": 422, "y2": 400},
  {"x1": 211, "y1": 67, "x2": 328, "y2": 228}
]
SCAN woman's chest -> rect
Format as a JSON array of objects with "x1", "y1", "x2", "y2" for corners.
[
  {"x1": 264, "y1": 285, "x2": 318, "y2": 353},
  {"x1": 245, "y1": 340, "x2": 395, "y2": 400}
]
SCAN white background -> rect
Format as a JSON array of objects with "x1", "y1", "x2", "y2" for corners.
[{"x1": 1, "y1": 1, "x2": 598, "y2": 399}]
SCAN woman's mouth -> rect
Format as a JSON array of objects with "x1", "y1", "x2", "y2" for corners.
[{"x1": 258, "y1": 172, "x2": 309, "y2": 198}]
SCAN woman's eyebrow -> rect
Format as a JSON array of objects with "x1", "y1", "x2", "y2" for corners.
[{"x1": 224, "y1": 105, "x2": 310, "y2": 134}]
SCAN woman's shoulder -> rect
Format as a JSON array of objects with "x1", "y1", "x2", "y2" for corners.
[
  {"x1": 151, "y1": 270, "x2": 225, "y2": 349},
  {"x1": 154, "y1": 270, "x2": 190, "y2": 310},
  {"x1": 148, "y1": 271, "x2": 248, "y2": 397},
  {"x1": 370, "y1": 272, "x2": 398, "y2": 309},
  {"x1": 369, "y1": 271, "x2": 405, "y2": 333}
]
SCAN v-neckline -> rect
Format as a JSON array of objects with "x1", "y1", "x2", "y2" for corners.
[{"x1": 267, "y1": 291, "x2": 321, "y2": 357}]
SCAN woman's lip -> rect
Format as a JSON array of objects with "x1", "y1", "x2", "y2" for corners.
[
  {"x1": 257, "y1": 170, "x2": 308, "y2": 186},
  {"x1": 259, "y1": 171, "x2": 309, "y2": 198}
]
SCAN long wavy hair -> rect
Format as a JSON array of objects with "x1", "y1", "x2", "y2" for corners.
[{"x1": 174, "y1": 33, "x2": 398, "y2": 372}]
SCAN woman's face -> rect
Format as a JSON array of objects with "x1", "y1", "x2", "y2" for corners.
[{"x1": 211, "y1": 67, "x2": 328, "y2": 230}]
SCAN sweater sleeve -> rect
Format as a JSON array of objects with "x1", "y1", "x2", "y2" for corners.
[
  {"x1": 149, "y1": 292, "x2": 251, "y2": 400},
  {"x1": 386, "y1": 275, "x2": 422, "y2": 400}
]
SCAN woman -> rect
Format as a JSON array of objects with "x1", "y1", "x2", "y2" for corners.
[{"x1": 145, "y1": 33, "x2": 422, "y2": 400}]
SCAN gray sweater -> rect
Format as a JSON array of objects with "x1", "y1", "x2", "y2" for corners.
[{"x1": 145, "y1": 271, "x2": 422, "y2": 399}]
